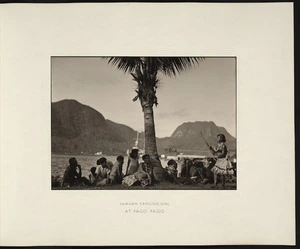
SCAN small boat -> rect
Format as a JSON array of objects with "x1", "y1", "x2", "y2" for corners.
[
  {"x1": 166, "y1": 155, "x2": 180, "y2": 160},
  {"x1": 178, "y1": 154, "x2": 207, "y2": 160},
  {"x1": 94, "y1": 152, "x2": 102, "y2": 156},
  {"x1": 165, "y1": 154, "x2": 208, "y2": 162}
]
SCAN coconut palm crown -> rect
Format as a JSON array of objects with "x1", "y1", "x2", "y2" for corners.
[{"x1": 106, "y1": 57, "x2": 202, "y2": 156}]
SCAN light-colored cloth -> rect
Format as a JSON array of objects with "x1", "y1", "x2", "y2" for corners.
[
  {"x1": 96, "y1": 165, "x2": 110, "y2": 178},
  {"x1": 95, "y1": 165, "x2": 110, "y2": 185},
  {"x1": 134, "y1": 171, "x2": 151, "y2": 187},
  {"x1": 165, "y1": 164, "x2": 177, "y2": 176},
  {"x1": 177, "y1": 160, "x2": 184, "y2": 177},
  {"x1": 122, "y1": 175, "x2": 138, "y2": 186},
  {"x1": 211, "y1": 158, "x2": 234, "y2": 175}
]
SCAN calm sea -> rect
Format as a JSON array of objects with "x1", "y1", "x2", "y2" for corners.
[{"x1": 51, "y1": 154, "x2": 169, "y2": 179}]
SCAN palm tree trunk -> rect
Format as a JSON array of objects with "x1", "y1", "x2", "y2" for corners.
[{"x1": 143, "y1": 105, "x2": 158, "y2": 156}]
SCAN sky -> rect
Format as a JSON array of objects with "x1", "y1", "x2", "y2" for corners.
[{"x1": 52, "y1": 57, "x2": 236, "y2": 138}]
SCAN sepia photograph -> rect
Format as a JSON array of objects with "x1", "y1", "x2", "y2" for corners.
[
  {"x1": 0, "y1": 3, "x2": 294, "y2": 246},
  {"x1": 51, "y1": 57, "x2": 237, "y2": 190}
]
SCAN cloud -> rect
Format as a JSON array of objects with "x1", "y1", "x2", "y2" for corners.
[{"x1": 157, "y1": 108, "x2": 189, "y2": 119}]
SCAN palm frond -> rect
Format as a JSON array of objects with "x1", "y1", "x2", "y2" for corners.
[
  {"x1": 156, "y1": 57, "x2": 204, "y2": 77},
  {"x1": 104, "y1": 57, "x2": 204, "y2": 76},
  {"x1": 105, "y1": 57, "x2": 142, "y2": 73}
]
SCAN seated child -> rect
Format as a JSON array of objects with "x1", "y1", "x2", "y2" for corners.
[
  {"x1": 89, "y1": 167, "x2": 97, "y2": 185},
  {"x1": 95, "y1": 157, "x2": 111, "y2": 186},
  {"x1": 133, "y1": 155, "x2": 154, "y2": 187}
]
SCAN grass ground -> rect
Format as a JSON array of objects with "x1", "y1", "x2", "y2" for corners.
[{"x1": 52, "y1": 181, "x2": 237, "y2": 190}]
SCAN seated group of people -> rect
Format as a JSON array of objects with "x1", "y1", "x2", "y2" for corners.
[
  {"x1": 61, "y1": 156, "x2": 124, "y2": 188},
  {"x1": 60, "y1": 133, "x2": 236, "y2": 188},
  {"x1": 60, "y1": 149, "x2": 188, "y2": 188},
  {"x1": 120, "y1": 149, "x2": 186, "y2": 187},
  {"x1": 177, "y1": 157, "x2": 216, "y2": 184}
]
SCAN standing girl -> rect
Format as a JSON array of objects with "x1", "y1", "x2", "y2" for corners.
[{"x1": 209, "y1": 134, "x2": 234, "y2": 189}]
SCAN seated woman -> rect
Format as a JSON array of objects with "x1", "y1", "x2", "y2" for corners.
[
  {"x1": 165, "y1": 159, "x2": 183, "y2": 185},
  {"x1": 61, "y1": 157, "x2": 91, "y2": 187},
  {"x1": 126, "y1": 149, "x2": 139, "y2": 176},
  {"x1": 189, "y1": 159, "x2": 207, "y2": 184},
  {"x1": 133, "y1": 154, "x2": 153, "y2": 187},
  {"x1": 145, "y1": 154, "x2": 166, "y2": 183}
]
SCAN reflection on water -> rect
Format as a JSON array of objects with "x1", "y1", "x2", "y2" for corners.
[{"x1": 51, "y1": 154, "x2": 168, "y2": 179}]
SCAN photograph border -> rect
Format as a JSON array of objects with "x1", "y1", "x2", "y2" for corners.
[
  {"x1": 50, "y1": 55, "x2": 238, "y2": 191},
  {"x1": 0, "y1": 2, "x2": 295, "y2": 246}
]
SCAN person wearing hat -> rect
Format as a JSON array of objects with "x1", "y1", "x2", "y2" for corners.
[
  {"x1": 209, "y1": 134, "x2": 234, "y2": 189},
  {"x1": 61, "y1": 157, "x2": 90, "y2": 187}
]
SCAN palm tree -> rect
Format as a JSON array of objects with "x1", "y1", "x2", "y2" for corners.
[{"x1": 106, "y1": 57, "x2": 202, "y2": 157}]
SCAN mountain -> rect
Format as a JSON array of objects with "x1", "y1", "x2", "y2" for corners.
[
  {"x1": 52, "y1": 99, "x2": 236, "y2": 156},
  {"x1": 51, "y1": 99, "x2": 137, "y2": 155},
  {"x1": 157, "y1": 121, "x2": 236, "y2": 156}
]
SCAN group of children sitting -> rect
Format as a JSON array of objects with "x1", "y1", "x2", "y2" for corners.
[{"x1": 60, "y1": 150, "x2": 183, "y2": 188}]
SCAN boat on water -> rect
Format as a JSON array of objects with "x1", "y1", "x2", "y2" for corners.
[
  {"x1": 164, "y1": 154, "x2": 209, "y2": 162},
  {"x1": 94, "y1": 152, "x2": 103, "y2": 156}
]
